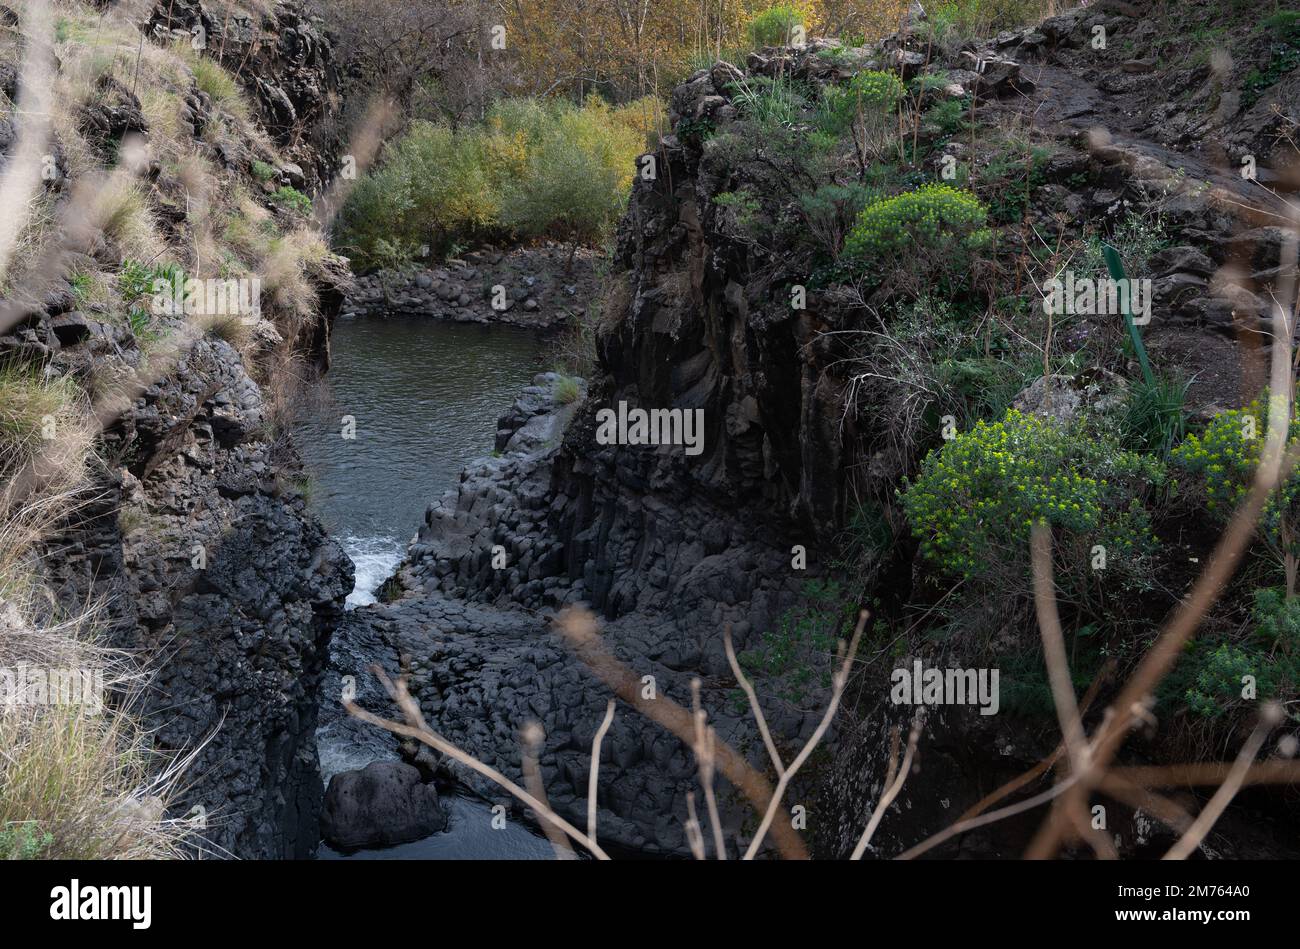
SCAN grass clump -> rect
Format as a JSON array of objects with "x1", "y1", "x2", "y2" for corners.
[
  {"x1": 187, "y1": 55, "x2": 250, "y2": 122},
  {"x1": 269, "y1": 186, "x2": 313, "y2": 217},
  {"x1": 552, "y1": 375, "x2": 582, "y2": 405},
  {"x1": 0, "y1": 369, "x2": 90, "y2": 491}
]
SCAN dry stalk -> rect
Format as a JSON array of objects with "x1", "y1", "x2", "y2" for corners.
[{"x1": 345, "y1": 664, "x2": 610, "y2": 859}]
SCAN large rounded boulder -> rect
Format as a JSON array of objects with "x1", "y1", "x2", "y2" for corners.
[{"x1": 320, "y1": 761, "x2": 448, "y2": 851}]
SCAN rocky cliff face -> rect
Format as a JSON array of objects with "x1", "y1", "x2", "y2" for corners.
[
  {"x1": 146, "y1": 0, "x2": 345, "y2": 189},
  {"x1": 2, "y1": 0, "x2": 355, "y2": 858},
  {"x1": 43, "y1": 335, "x2": 352, "y2": 859}
]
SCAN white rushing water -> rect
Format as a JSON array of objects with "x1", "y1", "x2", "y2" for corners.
[{"x1": 341, "y1": 533, "x2": 407, "y2": 608}]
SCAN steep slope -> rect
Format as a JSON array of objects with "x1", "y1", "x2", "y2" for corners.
[{"x1": 0, "y1": 0, "x2": 354, "y2": 858}]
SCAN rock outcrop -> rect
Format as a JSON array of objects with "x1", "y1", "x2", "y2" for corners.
[
  {"x1": 321, "y1": 761, "x2": 448, "y2": 851},
  {"x1": 1, "y1": 0, "x2": 355, "y2": 859},
  {"x1": 343, "y1": 244, "x2": 600, "y2": 330}
]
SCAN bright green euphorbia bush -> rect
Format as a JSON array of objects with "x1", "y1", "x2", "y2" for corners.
[
  {"x1": 901, "y1": 408, "x2": 1164, "y2": 585},
  {"x1": 1172, "y1": 397, "x2": 1300, "y2": 520}
]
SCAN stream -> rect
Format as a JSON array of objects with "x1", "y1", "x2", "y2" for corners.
[{"x1": 296, "y1": 313, "x2": 555, "y2": 860}]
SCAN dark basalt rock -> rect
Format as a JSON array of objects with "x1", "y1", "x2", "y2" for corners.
[{"x1": 321, "y1": 762, "x2": 448, "y2": 851}]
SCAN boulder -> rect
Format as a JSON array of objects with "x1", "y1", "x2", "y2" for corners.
[{"x1": 320, "y1": 761, "x2": 448, "y2": 851}]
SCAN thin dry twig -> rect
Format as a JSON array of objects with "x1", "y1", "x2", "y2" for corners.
[
  {"x1": 345, "y1": 664, "x2": 610, "y2": 859},
  {"x1": 851, "y1": 708, "x2": 922, "y2": 859},
  {"x1": 520, "y1": 720, "x2": 577, "y2": 860},
  {"x1": 742, "y1": 610, "x2": 868, "y2": 860},
  {"x1": 587, "y1": 699, "x2": 616, "y2": 845},
  {"x1": 1163, "y1": 706, "x2": 1282, "y2": 860},
  {"x1": 555, "y1": 607, "x2": 810, "y2": 859}
]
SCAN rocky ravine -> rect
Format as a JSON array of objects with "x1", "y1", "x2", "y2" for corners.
[{"x1": 337, "y1": 1, "x2": 1299, "y2": 859}]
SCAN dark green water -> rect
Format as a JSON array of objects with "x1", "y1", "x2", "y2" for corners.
[{"x1": 296, "y1": 315, "x2": 547, "y2": 605}]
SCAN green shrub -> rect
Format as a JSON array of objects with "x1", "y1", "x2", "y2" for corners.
[
  {"x1": 251, "y1": 160, "x2": 278, "y2": 182},
  {"x1": 270, "y1": 186, "x2": 313, "y2": 216},
  {"x1": 1252, "y1": 585, "x2": 1300, "y2": 653},
  {"x1": 748, "y1": 5, "x2": 805, "y2": 47},
  {"x1": 0, "y1": 825, "x2": 55, "y2": 859},
  {"x1": 1175, "y1": 586, "x2": 1299, "y2": 719},
  {"x1": 837, "y1": 70, "x2": 905, "y2": 112},
  {"x1": 740, "y1": 579, "x2": 856, "y2": 698},
  {"x1": 924, "y1": 98, "x2": 970, "y2": 136},
  {"x1": 1263, "y1": 11, "x2": 1300, "y2": 43},
  {"x1": 841, "y1": 184, "x2": 989, "y2": 288},
  {"x1": 1183, "y1": 642, "x2": 1273, "y2": 719},
  {"x1": 337, "y1": 98, "x2": 649, "y2": 270},
  {"x1": 118, "y1": 259, "x2": 184, "y2": 335},
  {"x1": 1173, "y1": 398, "x2": 1300, "y2": 524},
  {"x1": 902, "y1": 408, "x2": 1164, "y2": 585},
  {"x1": 499, "y1": 103, "x2": 643, "y2": 248}
]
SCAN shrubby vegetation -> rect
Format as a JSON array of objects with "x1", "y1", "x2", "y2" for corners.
[
  {"x1": 842, "y1": 184, "x2": 989, "y2": 289},
  {"x1": 748, "y1": 4, "x2": 807, "y2": 47},
  {"x1": 1174, "y1": 398, "x2": 1300, "y2": 594},
  {"x1": 336, "y1": 98, "x2": 656, "y2": 269},
  {"x1": 901, "y1": 409, "x2": 1163, "y2": 591}
]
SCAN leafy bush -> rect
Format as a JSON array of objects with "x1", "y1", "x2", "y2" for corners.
[
  {"x1": 924, "y1": 98, "x2": 970, "y2": 136},
  {"x1": 117, "y1": 259, "x2": 184, "y2": 337},
  {"x1": 748, "y1": 5, "x2": 805, "y2": 47},
  {"x1": 841, "y1": 184, "x2": 989, "y2": 289},
  {"x1": 902, "y1": 408, "x2": 1163, "y2": 586},
  {"x1": 1252, "y1": 585, "x2": 1300, "y2": 654},
  {"x1": 844, "y1": 184, "x2": 987, "y2": 258},
  {"x1": 1179, "y1": 587, "x2": 1299, "y2": 718},
  {"x1": 251, "y1": 160, "x2": 278, "y2": 182},
  {"x1": 1263, "y1": 10, "x2": 1300, "y2": 43},
  {"x1": 499, "y1": 102, "x2": 643, "y2": 249},
  {"x1": 740, "y1": 579, "x2": 856, "y2": 699},
  {"x1": 796, "y1": 182, "x2": 876, "y2": 257},
  {"x1": 1183, "y1": 643, "x2": 1272, "y2": 719},
  {"x1": 337, "y1": 98, "x2": 649, "y2": 270},
  {"x1": 270, "y1": 186, "x2": 313, "y2": 216},
  {"x1": 823, "y1": 69, "x2": 906, "y2": 121},
  {"x1": 0, "y1": 825, "x2": 55, "y2": 859},
  {"x1": 1172, "y1": 398, "x2": 1299, "y2": 520},
  {"x1": 1174, "y1": 398, "x2": 1300, "y2": 588}
]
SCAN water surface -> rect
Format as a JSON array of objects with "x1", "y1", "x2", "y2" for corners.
[{"x1": 296, "y1": 316, "x2": 547, "y2": 605}]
